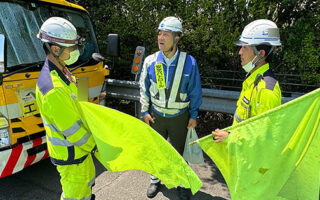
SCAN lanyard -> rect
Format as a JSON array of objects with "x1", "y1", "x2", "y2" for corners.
[{"x1": 63, "y1": 68, "x2": 78, "y2": 86}]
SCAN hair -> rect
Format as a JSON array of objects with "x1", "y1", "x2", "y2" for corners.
[
  {"x1": 256, "y1": 44, "x2": 273, "y2": 62},
  {"x1": 175, "y1": 32, "x2": 182, "y2": 37}
]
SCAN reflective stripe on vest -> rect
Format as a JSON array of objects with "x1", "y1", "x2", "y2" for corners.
[
  {"x1": 43, "y1": 118, "x2": 90, "y2": 147},
  {"x1": 150, "y1": 52, "x2": 190, "y2": 110},
  {"x1": 88, "y1": 177, "x2": 95, "y2": 187},
  {"x1": 47, "y1": 132, "x2": 90, "y2": 147},
  {"x1": 234, "y1": 111, "x2": 244, "y2": 123},
  {"x1": 150, "y1": 79, "x2": 166, "y2": 108},
  {"x1": 73, "y1": 132, "x2": 90, "y2": 146},
  {"x1": 61, "y1": 193, "x2": 91, "y2": 200},
  {"x1": 62, "y1": 120, "x2": 82, "y2": 137},
  {"x1": 43, "y1": 117, "x2": 83, "y2": 138},
  {"x1": 47, "y1": 136, "x2": 73, "y2": 146},
  {"x1": 42, "y1": 118, "x2": 60, "y2": 132}
]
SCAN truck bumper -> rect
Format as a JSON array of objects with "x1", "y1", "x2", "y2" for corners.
[{"x1": 0, "y1": 136, "x2": 48, "y2": 178}]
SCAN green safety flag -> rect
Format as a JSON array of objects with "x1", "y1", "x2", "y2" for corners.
[
  {"x1": 78, "y1": 101, "x2": 202, "y2": 194},
  {"x1": 197, "y1": 88, "x2": 320, "y2": 200}
]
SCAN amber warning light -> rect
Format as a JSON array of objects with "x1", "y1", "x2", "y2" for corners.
[{"x1": 131, "y1": 46, "x2": 145, "y2": 74}]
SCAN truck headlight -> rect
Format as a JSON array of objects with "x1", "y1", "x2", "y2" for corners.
[{"x1": 0, "y1": 117, "x2": 10, "y2": 148}]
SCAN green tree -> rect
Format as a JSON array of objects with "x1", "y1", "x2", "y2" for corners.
[{"x1": 70, "y1": 0, "x2": 319, "y2": 90}]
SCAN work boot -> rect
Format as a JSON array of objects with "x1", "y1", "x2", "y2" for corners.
[
  {"x1": 177, "y1": 187, "x2": 191, "y2": 200},
  {"x1": 146, "y1": 182, "x2": 161, "y2": 198}
]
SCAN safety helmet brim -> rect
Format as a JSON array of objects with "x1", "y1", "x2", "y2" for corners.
[
  {"x1": 234, "y1": 39, "x2": 248, "y2": 46},
  {"x1": 234, "y1": 39, "x2": 281, "y2": 46},
  {"x1": 157, "y1": 28, "x2": 182, "y2": 33},
  {"x1": 37, "y1": 30, "x2": 80, "y2": 47}
]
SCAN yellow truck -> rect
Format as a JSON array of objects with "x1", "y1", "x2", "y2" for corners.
[{"x1": 0, "y1": 0, "x2": 112, "y2": 178}]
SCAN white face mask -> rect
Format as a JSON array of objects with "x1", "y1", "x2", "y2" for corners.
[
  {"x1": 64, "y1": 49, "x2": 80, "y2": 65},
  {"x1": 242, "y1": 55, "x2": 257, "y2": 73}
]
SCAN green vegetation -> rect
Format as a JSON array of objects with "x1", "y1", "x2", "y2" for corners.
[{"x1": 71, "y1": 0, "x2": 319, "y2": 87}]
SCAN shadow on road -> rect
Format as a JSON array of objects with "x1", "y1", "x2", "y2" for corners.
[
  {"x1": 159, "y1": 184, "x2": 228, "y2": 200},
  {"x1": 203, "y1": 153, "x2": 226, "y2": 184},
  {"x1": 0, "y1": 156, "x2": 107, "y2": 200},
  {"x1": 0, "y1": 152, "x2": 231, "y2": 200},
  {"x1": 0, "y1": 158, "x2": 61, "y2": 200},
  {"x1": 194, "y1": 190, "x2": 228, "y2": 200}
]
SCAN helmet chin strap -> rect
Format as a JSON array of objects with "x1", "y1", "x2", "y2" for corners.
[
  {"x1": 252, "y1": 46, "x2": 264, "y2": 67},
  {"x1": 252, "y1": 45, "x2": 275, "y2": 67},
  {"x1": 45, "y1": 42, "x2": 66, "y2": 69}
]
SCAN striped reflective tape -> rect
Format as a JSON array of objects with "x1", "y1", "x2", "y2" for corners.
[
  {"x1": 43, "y1": 118, "x2": 60, "y2": 132},
  {"x1": 61, "y1": 193, "x2": 91, "y2": 200},
  {"x1": 47, "y1": 132, "x2": 90, "y2": 147},
  {"x1": 62, "y1": 120, "x2": 82, "y2": 137},
  {"x1": 73, "y1": 132, "x2": 90, "y2": 147},
  {"x1": 0, "y1": 136, "x2": 48, "y2": 178},
  {"x1": 47, "y1": 136, "x2": 73, "y2": 147},
  {"x1": 234, "y1": 112, "x2": 244, "y2": 123},
  {"x1": 88, "y1": 177, "x2": 95, "y2": 187}
]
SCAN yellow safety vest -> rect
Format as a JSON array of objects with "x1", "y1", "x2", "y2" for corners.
[
  {"x1": 36, "y1": 59, "x2": 95, "y2": 165},
  {"x1": 233, "y1": 63, "x2": 281, "y2": 125}
]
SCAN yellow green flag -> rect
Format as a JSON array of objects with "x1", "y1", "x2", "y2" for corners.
[
  {"x1": 78, "y1": 101, "x2": 202, "y2": 194},
  {"x1": 198, "y1": 88, "x2": 320, "y2": 200}
]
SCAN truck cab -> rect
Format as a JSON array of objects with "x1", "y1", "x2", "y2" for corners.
[{"x1": 0, "y1": 0, "x2": 109, "y2": 178}]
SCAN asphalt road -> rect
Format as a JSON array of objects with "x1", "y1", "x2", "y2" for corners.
[{"x1": 0, "y1": 154, "x2": 230, "y2": 200}]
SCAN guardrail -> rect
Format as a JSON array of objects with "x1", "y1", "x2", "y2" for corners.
[{"x1": 104, "y1": 79, "x2": 296, "y2": 114}]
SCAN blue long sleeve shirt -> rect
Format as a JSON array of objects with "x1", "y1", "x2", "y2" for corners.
[{"x1": 139, "y1": 50, "x2": 202, "y2": 119}]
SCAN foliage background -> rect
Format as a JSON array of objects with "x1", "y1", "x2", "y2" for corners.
[{"x1": 71, "y1": 0, "x2": 319, "y2": 94}]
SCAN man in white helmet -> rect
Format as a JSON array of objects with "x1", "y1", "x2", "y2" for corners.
[
  {"x1": 212, "y1": 19, "x2": 282, "y2": 142},
  {"x1": 35, "y1": 17, "x2": 96, "y2": 200},
  {"x1": 139, "y1": 16, "x2": 202, "y2": 199}
]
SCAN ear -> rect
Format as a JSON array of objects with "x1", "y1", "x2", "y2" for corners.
[
  {"x1": 259, "y1": 49, "x2": 266, "y2": 58},
  {"x1": 175, "y1": 36, "x2": 180, "y2": 44}
]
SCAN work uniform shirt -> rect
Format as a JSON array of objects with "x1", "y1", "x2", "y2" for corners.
[
  {"x1": 233, "y1": 63, "x2": 281, "y2": 125},
  {"x1": 36, "y1": 59, "x2": 95, "y2": 165},
  {"x1": 140, "y1": 50, "x2": 202, "y2": 119}
]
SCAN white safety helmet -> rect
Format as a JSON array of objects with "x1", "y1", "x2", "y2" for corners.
[
  {"x1": 37, "y1": 17, "x2": 79, "y2": 47},
  {"x1": 234, "y1": 19, "x2": 281, "y2": 46},
  {"x1": 158, "y1": 16, "x2": 183, "y2": 33}
]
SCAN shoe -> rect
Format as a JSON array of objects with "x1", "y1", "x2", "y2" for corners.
[
  {"x1": 146, "y1": 182, "x2": 161, "y2": 198},
  {"x1": 177, "y1": 187, "x2": 191, "y2": 200}
]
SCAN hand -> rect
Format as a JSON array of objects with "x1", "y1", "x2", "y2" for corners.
[
  {"x1": 143, "y1": 114, "x2": 155, "y2": 125},
  {"x1": 99, "y1": 91, "x2": 106, "y2": 100},
  {"x1": 187, "y1": 118, "x2": 197, "y2": 129},
  {"x1": 212, "y1": 129, "x2": 229, "y2": 143}
]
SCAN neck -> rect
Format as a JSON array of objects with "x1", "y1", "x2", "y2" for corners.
[
  {"x1": 47, "y1": 54, "x2": 65, "y2": 72},
  {"x1": 250, "y1": 60, "x2": 267, "y2": 74},
  {"x1": 163, "y1": 46, "x2": 177, "y2": 58}
]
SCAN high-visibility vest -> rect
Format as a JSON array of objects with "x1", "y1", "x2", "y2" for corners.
[
  {"x1": 36, "y1": 59, "x2": 95, "y2": 165},
  {"x1": 140, "y1": 50, "x2": 202, "y2": 119},
  {"x1": 150, "y1": 51, "x2": 190, "y2": 110},
  {"x1": 233, "y1": 63, "x2": 281, "y2": 125}
]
